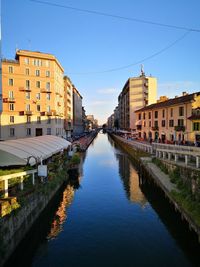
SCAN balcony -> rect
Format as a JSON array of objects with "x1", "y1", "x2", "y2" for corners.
[
  {"x1": 25, "y1": 111, "x2": 33, "y2": 115},
  {"x1": 174, "y1": 125, "x2": 185, "y2": 132},
  {"x1": 41, "y1": 88, "x2": 52, "y2": 93},
  {"x1": 46, "y1": 111, "x2": 54, "y2": 116},
  {"x1": 19, "y1": 111, "x2": 33, "y2": 116},
  {"x1": 3, "y1": 97, "x2": 15, "y2": 103},
  {"x1": 19, "y1": 87, "x2": 31, "y2": 92},
  {"x1": 152, "y1": 126, "x2": 159, "y2": 131}
]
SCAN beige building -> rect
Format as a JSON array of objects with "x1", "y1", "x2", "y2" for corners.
[
  {"x1": 64, "y1": 76, "x2": 73, "y2": 138},
  {"x1": 135, "y1": 92, "x2": 200, "y2": 144},
  {"x1": 118, "y1": 70, "x2": 157, "y2": 130},
  {"x1": 0, "y1": 50, "x2": 65, "y2": 140},
  {"x1": 73, "y1": 86, "x2": 84, "y2": 136}
]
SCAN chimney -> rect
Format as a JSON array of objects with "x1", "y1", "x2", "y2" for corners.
[{"x1": 182, "y1": 91, "x2": 188, "y2": 96}]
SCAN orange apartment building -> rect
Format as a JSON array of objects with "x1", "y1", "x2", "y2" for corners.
[
  {"x1": 0, "y1": 50, "x2": 65, "y2": 140},
  {"x1": 135, "y1": 92, "x2": 200, "y2": 144}
]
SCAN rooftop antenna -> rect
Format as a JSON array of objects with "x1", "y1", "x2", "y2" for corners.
[{"x1": 140, "y1": 64, "x2": 145, "y2": 76}]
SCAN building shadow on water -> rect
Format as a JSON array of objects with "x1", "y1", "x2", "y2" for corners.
[{"x1": 108, "y1": 135, "x2": 200, "y2": 266}]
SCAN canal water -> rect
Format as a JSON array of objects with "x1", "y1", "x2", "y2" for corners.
[{"x1": 6, "y1": 133, "x2": 200, "y2": 267}]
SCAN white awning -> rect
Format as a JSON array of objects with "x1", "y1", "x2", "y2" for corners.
[{"x1": 0, "y1": 135, "x2": 71, "y2": 167}]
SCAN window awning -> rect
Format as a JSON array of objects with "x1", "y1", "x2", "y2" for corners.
[{"x1": 0, "y1": 135, "x2": 71, "y2": 167}]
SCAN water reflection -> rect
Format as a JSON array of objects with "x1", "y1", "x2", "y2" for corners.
[
  {"x1": 47, "y1": 184, "x2": 75, "y2": 240},
  {"x1": 115, "y1": 152, "x2": 147, "y2": 206}
]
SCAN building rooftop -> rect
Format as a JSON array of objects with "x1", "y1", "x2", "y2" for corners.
[{"x1": 135, "y1": 92, "x2": 200, "y2": 113}]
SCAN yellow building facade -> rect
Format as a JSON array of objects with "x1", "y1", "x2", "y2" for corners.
[
  {"x1": 118, "y1": 71, "x2": 157, "y2": 130},
  {"x1": 135, "y1": 92, "x2": 200, "y2": 144},
  {"x1": 0, "y1": 50, "x2": 65, "y2": 140}
]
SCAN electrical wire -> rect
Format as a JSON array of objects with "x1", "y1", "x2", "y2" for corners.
[
  {"x1": 30, "y1": 0, "x2": 200, "y2": 33},
  {"x1": 65, "y1": 30, "x2": 191, "y2": 75}
]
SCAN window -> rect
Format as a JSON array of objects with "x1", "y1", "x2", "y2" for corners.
[
  {"x1": 178, "y1": 119, "x2": 184, "y2": 126},
  {"x1": 46, "y1": 60, "x2": 50, "y2": 67},
  {"x1": 25, "y1": 58, "x2": 29, "y2": 65},
  {"x1": 47, "y1": 105, "x2": 51, "y2": 112},
  {"x1": 26, "y1": 92, "x2": 31, "y2": 99},
  {"x1": 36, "y1": 93, "x2": 40, "y2": 100},
  {"x1": 9, "y1": 79, "x2": 13, "y2": 86},
  {"x1": 193, "y1": 122, "x2": 200, "y2": 131},
  {"x1": 37, "y1": 116, "x2": 41, "y2": 124},
  {"x1": 47, "y1": 128, "x2": 51, "y2": 135},
  {"x1": 10, "y1": 128, "x2": 15, "y2": 137},
  {"x1": 46, "y1": 82, "x2": 50, "y2": 91},
  {"x1": 170, "y1": 108, "x2": 173, "y2": 117},
  {"x1": 162, "y1": 109, "x2": 165, "y2": 118},
  {"x1": 26, "y1": 80, "x2": 30, "y2": 89},
  {"x1": 26, "y1": 128, "x2": 31, "y2": 136},
  {"x1": 148, "y1": 112, "x2": 151, "y2": 119},
  {"x1": 35, "y1": 70, "x2": 40, "y2": 76},
  {"x1": 154, "y1": 121, "x2": 158, "y2": 127},
  {"x1": 154, "y1": 111, "x2": 158, "y2": 119},
  {"x1": 36, "y1": 81, "x2": 41, "y2": 88},
  {"x1": 161, "y1": 120, "x2": 165, "y2": 127},
  {"x1": 26, "y1": 104, "x2": 30, "y2": 111},
  {"x1": 46, "y1": 93, "x2": 50, "y2": 100},
  {"x1": 138, "y1": 113, "x2": 141, "y2": 120},
  {"x1": 47, "y1": 117, "x2": 51, "y2": 124},
  {"x1": 46, "y1": 70, "x2": 50, "y2": 77},
  {"x1": 179, "y1": 106, "x2": 184, "y2": 116},
  {"x1": 27, "y1": 116, "x2": 31, "y2": 124},
  {"x1": 37, "y1": 105, "x2": 41, "y2": 112},
  {"x1": 169, "y1": 120, "x2": 174, "y2": 127},
  {"x1": 9, "y1": 66, "x2": 13, "y2": 73},
  {"x1": 143, "y1": 113, "x2": 146, "y2": 120},
  {"x1": 149, "y1": 121, "x2": 151, "y2": 127},
  {"x1": 26, "y1": 68, "x2": 30, "y2": 75},
  {"x1": 33, "y1": 59, "x2": 42, "y2": 66},
  {"x1": 144, "y1": 121, "x2": 146, "y2": 127},
  {"x1": 9, "y1": 103, "x2": 14, "y2": 111},
  {"x1": 8, "y1": 91, "x2": 14, "y2": 99},
  {"x1": 10, "y1": 116, "x2": 14, "y2": 123}
]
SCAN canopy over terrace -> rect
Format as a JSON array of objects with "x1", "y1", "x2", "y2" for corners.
[{"x1": 0, "y1": 135, "x2": 71, "y2": 167}]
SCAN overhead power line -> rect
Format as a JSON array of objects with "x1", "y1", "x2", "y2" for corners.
[
  {"x1": 30, "y1": 0, "x2": 200, "y2": 33},
  {"x1": 65, "y1": 31, "x2": 190, "y2": 75}
]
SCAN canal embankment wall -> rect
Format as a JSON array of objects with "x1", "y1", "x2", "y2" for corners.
[
  {"x1": 110, "y1": 133, "x2": 200, "y2": 242},
  {"x1": 0, "y1": 175, "x2": 67, "y2": 267}
]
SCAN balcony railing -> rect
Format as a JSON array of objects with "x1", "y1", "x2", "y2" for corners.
[
  {"x1": 41, "y1": 88, "x2": 52, "y2": 93},
  {"x1": 3, "y1": 98, "x2": 15, "y2": 103},
  {"x1": 46, "y1": 111, "x2": 54, "y2": 116},
  {"x1": 19, "y1": 111, "x2": 33, "y2": 116},
  {"x1": 152, "y1": 126, "x2": 159, "y2": 131},
  {"x1": 174, "y1": 125, "x2": 185, "y2": 132},
  {"x1": 19, "y1": 87, "x2": 31, "y2": 92}
]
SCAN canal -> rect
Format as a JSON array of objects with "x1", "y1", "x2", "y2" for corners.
[{"x1": 6, "y1": 133, "x2": 200, "y2": 267}]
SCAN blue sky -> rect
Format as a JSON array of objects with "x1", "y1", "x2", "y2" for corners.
[{"x1": 2, "y1": 0, "x2": 200, "y2": 124}]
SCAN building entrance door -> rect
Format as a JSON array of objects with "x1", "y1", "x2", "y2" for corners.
[{"x1": 36, "y1": 128, "x2": 43, "y2": 136}]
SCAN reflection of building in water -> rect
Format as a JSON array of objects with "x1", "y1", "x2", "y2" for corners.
[
  {"x1": 116, "y1": 153, "x2": 147, "y2": 206},
  {"x1": 47, "y1": 185, "x2": 75, "y2": 240}
]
